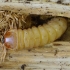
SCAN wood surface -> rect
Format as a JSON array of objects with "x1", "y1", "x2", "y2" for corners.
[
  {"x1": 0, "y1": 41, "x2": 70, "y2": 70},
  {"x1": 0, "y1": 2, "x2": 70, "y2": 18}
]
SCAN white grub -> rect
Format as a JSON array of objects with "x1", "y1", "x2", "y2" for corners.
[{"x1": 6, "y1": 18, "x2": 67, "y2": 50}]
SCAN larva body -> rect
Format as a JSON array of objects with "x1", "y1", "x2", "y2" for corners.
[{"x1": 4, "y1": 17, "x2": 67, "y2": 50}]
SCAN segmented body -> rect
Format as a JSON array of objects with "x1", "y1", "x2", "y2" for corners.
[{"x1": 4, "y1": 17, "x2": 67, "y2": 50}]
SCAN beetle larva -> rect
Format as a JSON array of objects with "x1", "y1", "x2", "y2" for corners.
[{"x1": 4, "y1": 17, "x2": 67, "y2": 50}]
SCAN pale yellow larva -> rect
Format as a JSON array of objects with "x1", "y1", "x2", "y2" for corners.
[{"x1": 4, "y1": 17, "x2": 67, "y2": 50}]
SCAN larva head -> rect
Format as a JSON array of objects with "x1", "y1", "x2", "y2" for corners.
[{"x1": 4, "y1": 30, "x2": 18, "y2": 50}]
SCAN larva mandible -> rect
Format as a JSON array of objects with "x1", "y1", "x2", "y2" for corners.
[{"x1": 4, "y1": 17, "x2": 67, "y2": 50}]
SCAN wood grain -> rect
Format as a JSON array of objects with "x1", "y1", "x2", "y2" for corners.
[
  {"x1": 0, "y1": 41, "x2": 70, "y2": 70},
  {"x1": 0, "y1": 3, "x2": 70, "y2": 18}
]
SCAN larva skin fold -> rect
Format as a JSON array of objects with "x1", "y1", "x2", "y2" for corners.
[{"x1": 4, "y1": 17, "x2": 67, "y2": 50}]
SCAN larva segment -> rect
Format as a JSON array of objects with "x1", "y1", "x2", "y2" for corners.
[
  {"x1": 43, "y1": 24, "x2": 57, "y2": 43},
  {"x1": 4, "y1": 17, "x2": 67, "y2": 50},
  {"x1": 27, "y1": 28, "x2": 35, "y2": 49},
  {"x1": 38, "y1": 25, "x2": 49, "y2": 46},
  {"x1": 48, "y1": 19, "x2": 63, "y2": 39},
  {"x1": 32, "y1": 27, "x2": 41, "y2": 48},
  {"x1": 53, "y1": 18, "x2": 67, "y2": 33},
  {"x1": 18, "y1": 29, "x2": 24, "y2": 49},
  {"x1": 24, "y1": 29, "x2": 30, "y2": 49}
]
